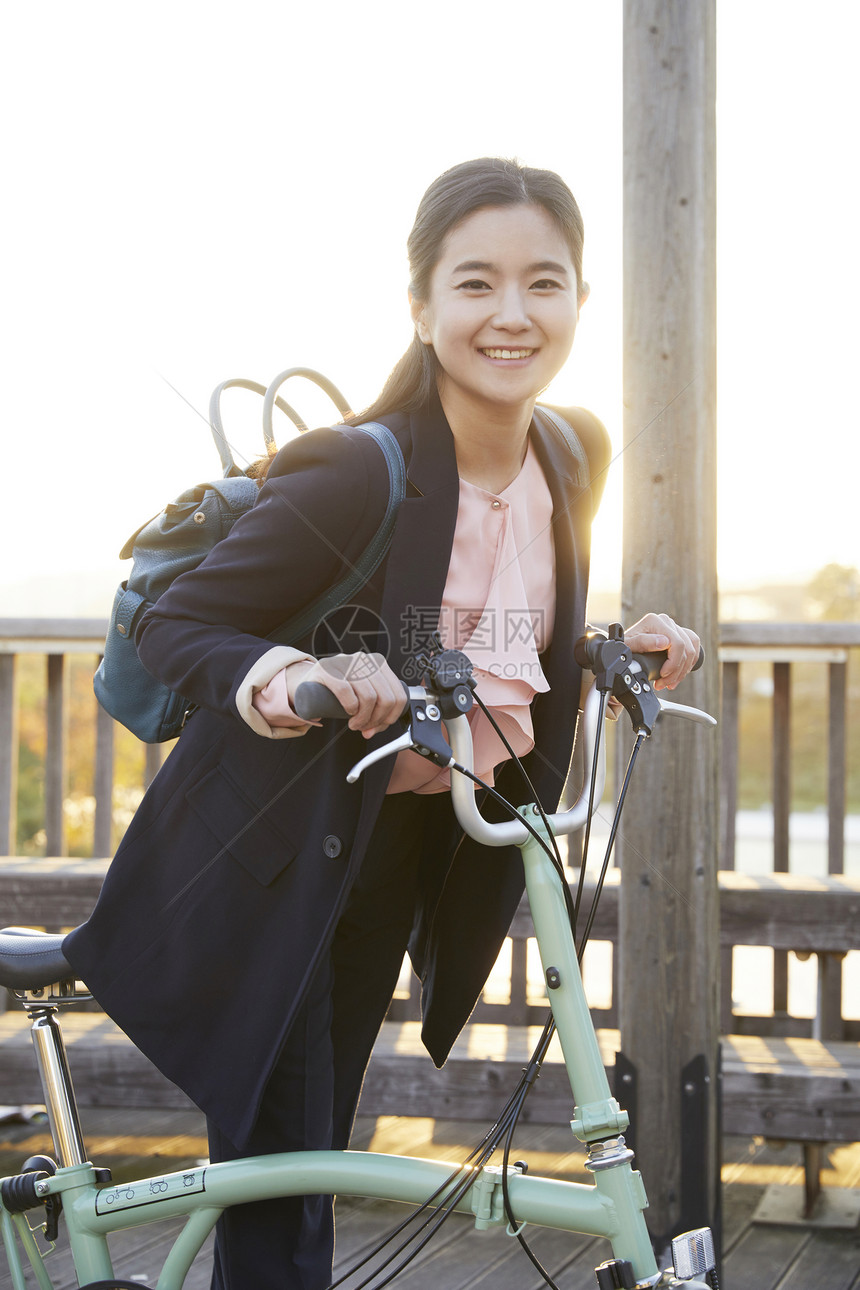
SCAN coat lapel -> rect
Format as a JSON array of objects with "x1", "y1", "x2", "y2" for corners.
[
  {"x1": 380, "y1": 400, "x2": 461, "y2": 680},
  {"x1": 525, "y1": 411, "x2": 593, "y2": 803}
]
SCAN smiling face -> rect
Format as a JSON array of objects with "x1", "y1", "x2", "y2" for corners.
[{"x1": 410, "y1": 203, "x2": 582, "y2": 426}]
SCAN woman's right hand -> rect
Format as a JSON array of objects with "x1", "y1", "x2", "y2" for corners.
[{"x1": 285, "y1": 653, "x2": 408, "y2": 738}]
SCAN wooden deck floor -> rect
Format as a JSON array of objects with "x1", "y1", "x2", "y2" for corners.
[{"x1": 1, "y1": 1105, "x2": 858, "y2": 1289}]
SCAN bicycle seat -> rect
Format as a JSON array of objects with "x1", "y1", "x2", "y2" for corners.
[{"x1": 0, "y1": 927, "x2": 75, "y2": 991}]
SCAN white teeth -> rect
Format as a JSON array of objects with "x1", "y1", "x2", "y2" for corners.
[{"x1": 481, "y1": 348, "x2": 534, "y2": 360}]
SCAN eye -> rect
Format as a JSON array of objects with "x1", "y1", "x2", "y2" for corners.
[
  {"x1": 455, "y1": 279, "x2": 491, "y2": 292},
  {"x1": 531, "y1": 278, "x2": 563, "y2": 291}
]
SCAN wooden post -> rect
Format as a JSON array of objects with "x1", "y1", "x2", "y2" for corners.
[
  {"x1": 92, "y1": 692, "x2": 115, "y2": 859},
  {"x1": 821, "y1": 659, "x2": 848, "y2": 1037},
  {"x1": 144, "y1": 742, "x2": 164, "y2": 789},
  {"x1": 0, "y1": 654, "x2": 18, "y2": 855},
  {"x1": 772, "y1": 662, "x2": 791, "y2": 1013},
  {"x1": 719, "y1": 660, "x2": 739, "y2": 1036},
  {"x1": 0, "y1": 653, "x2": 14, "y2": 1017},
  {"x1": 45, "y1": 653, "x2": 68, "y2": 857},
  {"x1": 827, "y1": 660, "x2": 847, "y2": 877},
  {"x1": 620, "y1": 0, "x2": 719, "y2": 1255}
]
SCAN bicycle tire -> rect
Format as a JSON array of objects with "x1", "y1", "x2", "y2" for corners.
[{"x1": 79, "y1": 1282, "x2": 156, "y2": 1289}]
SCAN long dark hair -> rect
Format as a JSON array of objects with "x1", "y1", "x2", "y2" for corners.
[{"x1": 352, "y1": 157, "x2": 586, "y2": 424}]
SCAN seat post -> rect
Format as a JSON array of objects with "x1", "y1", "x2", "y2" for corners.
[{"x1": 29, "y1": 1007, "x2": 87, "y2": 1167}]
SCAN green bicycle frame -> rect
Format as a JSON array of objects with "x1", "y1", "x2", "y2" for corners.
[
  {"x1": 4, "y1": 674, "x2": 723, "y2": 1287},
  {"x1": 1, "y1": 811, "x2": 660, "y2": 1289}
]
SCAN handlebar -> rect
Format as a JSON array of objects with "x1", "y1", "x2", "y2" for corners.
[
  {"x1": 574, "y1": 630, "x2": 705, "y2": 681},
  {"x1": 626, "y1": 644, "x2": 704, "y2": 681},
  {"x1": 293, "y1": 681, "x2": 367, "y2": 722},
  {"x1": 293, "y1": 633, "x2": 716, "y2": 850},
  {"x1": 292, "y1": 636, "x2": 701, "y2": 725}
]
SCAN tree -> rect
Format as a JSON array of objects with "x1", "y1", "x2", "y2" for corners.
[{"x1": 807, "y1": 564, "x2": 860, "y2": 621}]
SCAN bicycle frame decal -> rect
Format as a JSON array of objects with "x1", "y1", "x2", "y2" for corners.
[{"x1": 95, "y1": 1166, "x2": 207, "y2": 1215}]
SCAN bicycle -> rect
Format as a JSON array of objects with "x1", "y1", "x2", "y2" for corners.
[{"x1": 1, "y1": 627, "x2": 718, "y2": 1290}]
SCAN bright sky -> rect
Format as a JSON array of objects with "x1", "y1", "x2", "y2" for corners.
[{"x1": 1, "y1": 1, "x2": 857, "y2": 613}]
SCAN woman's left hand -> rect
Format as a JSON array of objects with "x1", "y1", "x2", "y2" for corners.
[{"x1": 623, "y1": 612, "x2": 701, "y2": 691}]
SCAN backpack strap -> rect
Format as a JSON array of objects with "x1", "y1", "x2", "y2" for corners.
[
  {"x1": 346, "y1": 422, "x2": 407, "y2": 580},
  {"x1": 533, "y1": 406, "x2": 590, "y2": 485},
  {"x1": 267, "y1": 421, "x2": 406, "y2": 646}
]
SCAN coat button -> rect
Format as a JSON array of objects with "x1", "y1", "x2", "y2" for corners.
[{"x1": 323, "y1": 835, "x2": 343, "y2": 858}]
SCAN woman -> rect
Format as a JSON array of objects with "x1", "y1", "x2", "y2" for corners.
[{"x1": 66, "y1": 157, "x2": 700, "y2": 1289}]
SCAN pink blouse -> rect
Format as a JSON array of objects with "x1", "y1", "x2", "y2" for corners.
[{"x1": 386, "y1": 441, "x2": 556, "y2": 793}]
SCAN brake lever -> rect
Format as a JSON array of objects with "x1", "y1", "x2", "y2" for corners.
[
  {"x1": 346, "y1": 729, "x2": 415, "y2": 783},
  {"x1": 609, "y1": 661, "x2": 717, "y2": 736},
  {"x1": 346, "y1": 687, "x2": 457, "y2": 784},
  {"x1": 656, "y1": 699, "x2": 717, "y2": 728},
  {"x1": 613, "y1": 684, "x2": 718, "y2": 736}
]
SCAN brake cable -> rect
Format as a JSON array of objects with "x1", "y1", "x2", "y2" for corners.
[
  {"x1": 329, "y1": 639, "x2": 654, "y2": 1290},
  {"x1": 467, "y1": 683, "x2": 651, "y2": 1289}
]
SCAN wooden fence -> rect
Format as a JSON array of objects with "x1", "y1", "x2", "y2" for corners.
[
  {"x1": 1, "y1": 616, "x2": 858, "y2": 1210},
  {"x1": 1, "y1": 616, "x2": 857, "y2": 1047},
  {"x1": 719, "y1": 621, "x2": 857, "y2": 1043}
]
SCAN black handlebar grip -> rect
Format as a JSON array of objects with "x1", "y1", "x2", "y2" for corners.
[
  {"x1": 573, "y1": 633, "x2": 603, "y2": 670},
  {"x1": 631, "y1": 645, "x2": 705, "y2": 682},
  {"x1": 293, "y1": 681, "x2": 351, "y2": 721},
  {"x1": 574, "y1": 629, "x2": 705, "y2": 680}
]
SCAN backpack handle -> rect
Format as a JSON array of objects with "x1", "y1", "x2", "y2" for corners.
[
  {"x1": 262, "y1": 367, "x2": 353, "y2": 443},
  {"x1": 208, "y1": 378, "x2": 312, "y2": 478}
]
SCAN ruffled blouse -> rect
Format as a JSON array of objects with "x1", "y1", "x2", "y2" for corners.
[{"x1": 386, "y1": 441, "x2": 556, "y2": 794}]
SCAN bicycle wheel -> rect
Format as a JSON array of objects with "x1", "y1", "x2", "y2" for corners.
[{"x1": 79, "y1": 1282, "x2": 156, "y2": 1289}]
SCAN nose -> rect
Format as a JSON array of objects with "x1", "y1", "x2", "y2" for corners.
[{"x1": 492, "y1": 285, "x2": 531, "y2": 333}]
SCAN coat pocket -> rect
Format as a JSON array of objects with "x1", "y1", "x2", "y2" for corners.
[{"x1": 185, "y1": 766, "x2": 298, "y2": 887}]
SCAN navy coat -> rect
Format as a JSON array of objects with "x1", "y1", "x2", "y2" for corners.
[{"x1": 65, "y1": 396, "x2": 609, "y2": 1149}]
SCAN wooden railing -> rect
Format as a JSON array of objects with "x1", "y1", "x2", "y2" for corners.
[
  {"x1": 0, "y1": 618, "x2": 162, "y2": 859},
  {"x1": 1, "y1": 617, "x2": 857, "y2": 1044},
  {"x1": 719, "y1": 621, "x2": 857, "y2": 1042}
]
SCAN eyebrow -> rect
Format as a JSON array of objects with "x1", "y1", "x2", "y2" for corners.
[{"x1": 452, "y1": 259, "x2": 571, "y2": 275}]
